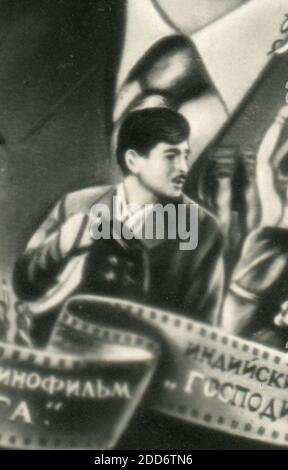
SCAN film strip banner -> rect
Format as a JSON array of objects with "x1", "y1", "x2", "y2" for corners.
[
  {"x1": 1, "y1": 294, "x2": 288, "y2": 448},
  {"x1": 0, "y1": 300, "x2": 160, "y2": 450},
  {"x1": 50, "y1": 296, "x2": 288, "y2": 448}
]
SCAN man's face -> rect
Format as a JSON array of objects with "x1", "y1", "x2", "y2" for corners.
[{"x1": 135, "y1": 140, "x2": 190, "y2": 200}]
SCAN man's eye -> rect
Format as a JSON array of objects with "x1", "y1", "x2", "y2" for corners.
[{"x1": 166, "y1": 154, "x2": 176, "y2": 160}]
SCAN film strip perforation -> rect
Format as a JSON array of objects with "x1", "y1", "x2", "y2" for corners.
[
  {"x1": 1, "y1": 413, "x2": 287, "y2": 449},
  {"x1": 4, "y1": 296, "x2": 288, "y2": 448},
  {"x1": 9, "y1": 434, "x2": 16, "y2": 445},
  {"x1": 112, "y1": 332, "x2": 120, "y2": 342},
  {"x1": 80, "y1": 321, "x2": 90, "y2": 333},
  {"x1": 177, "y1": 404, "x2": 187, "y2": 414},
  {"x1": 39, "y1": 437, "x2": 48, "y2": 447},
  {"x1": 257, "y1": 427, "x2": 265, "y2": 436},
  {"x1": 149, "y1": 310, "x2": 157, "y2": 321},
  {"x1": 42, "y1": 356, "x2": 51, "y2": 368},
  {"x1": 204, "y1": 413, "x2": 212, "y2": 423},
  {"x1": 135, "y1": 337, "x2": 144, "y2": 346},
  {"x1": 167, "y1": 401, "x2": 288, "y2": 446},
  {"x1": 0, "y1": 430, "x2": 124, "y2": 449},
  {"x1": 10, "y1": 350, "x2": 20, "y2": 361},
  {"x1": 99, "y1": 300, "x2": 288, "y2": 372},
  {"x1": 199, "y1": 328, "x2": 207, "y2": 337},
  {"x1": 60, "y1": 311, "x2": 159, "y2": 354},
  {"x1": 107, "y1": 299, "x2": 189, "y2": 332},
  {"x1": 161, "y1": 314, "x2": 169, "y2": 324},
  {"x1": 198, "y1": 329, "x2": 286, "y2": 369}
]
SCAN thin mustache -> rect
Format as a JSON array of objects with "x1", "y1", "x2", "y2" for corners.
[{"x1": 172, "y1": 175, "x2": 187, "y2": 183}]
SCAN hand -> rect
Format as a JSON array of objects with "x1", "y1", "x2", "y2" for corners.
[
  {"x1": 256, "y1": 107, "x2": 288, "y2": 226},
  {"x1": 59, "y1": 213, "x2": 93, "y2": 258}
]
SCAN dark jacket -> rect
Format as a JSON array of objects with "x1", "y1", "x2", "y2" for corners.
[{"x1": 13, "y1": 185, "x2": 224, "y2": 344}]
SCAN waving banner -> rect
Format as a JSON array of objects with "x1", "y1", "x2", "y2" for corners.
[{"x1": 0, "y1": 295, "x2": 287, "y2": 449}]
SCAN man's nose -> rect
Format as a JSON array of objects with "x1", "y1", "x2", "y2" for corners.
[{"x1": 176, "y1": 156, "x2": 189, "y2": 174}]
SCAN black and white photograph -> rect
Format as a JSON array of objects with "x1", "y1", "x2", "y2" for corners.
[{"x1": 0, "y1": 0, "x2": 288, "y2": 452}]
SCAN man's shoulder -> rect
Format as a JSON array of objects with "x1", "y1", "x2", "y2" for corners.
[{"x1": 63, "y1": 184, "x2": 115, "y2": 217}]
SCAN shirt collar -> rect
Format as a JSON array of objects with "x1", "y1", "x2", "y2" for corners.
[
  {"x1": 115, "y1": 183, "x2": 154, "y2": 237},
  {"x1": 114, "y1": 183, "x2": 182, "y2": 250}
]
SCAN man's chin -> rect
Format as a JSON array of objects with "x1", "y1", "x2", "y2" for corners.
[
  {"x1": 171, "y1": 185, "x2": 184, "y2": 197},
  {"x1": 160, "y1": 189, "x2": 183, "y2": 201}
]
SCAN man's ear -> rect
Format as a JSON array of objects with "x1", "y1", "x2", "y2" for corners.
[{"x1": 124, "y1": 149, "x2": 141, "y2": 175}]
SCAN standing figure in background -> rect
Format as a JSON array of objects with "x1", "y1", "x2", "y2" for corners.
[
  {"x1": 197, "y1": 146, "x2": 243, "y2": 279},
  {"x1": 222, "y1": 106, "x2": 288, "y2": 349},
  {"x1": 242, "y1": 148, "x2": 261, "y2": 233},
  {"x1": 209, "y1": 147, "x2": 237, "y2": 242}
]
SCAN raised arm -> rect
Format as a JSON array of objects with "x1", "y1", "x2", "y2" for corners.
[
  {"x1": 256, "y1": 106, "x2": 288, "y2": 227},
  {"x1": 221, "y1": 107, "x2": 288, "y2": 336}
]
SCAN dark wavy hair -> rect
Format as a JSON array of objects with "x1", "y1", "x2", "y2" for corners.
[{"x1": 116, "y1": 107, "x2": 190, "y2": 175}]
